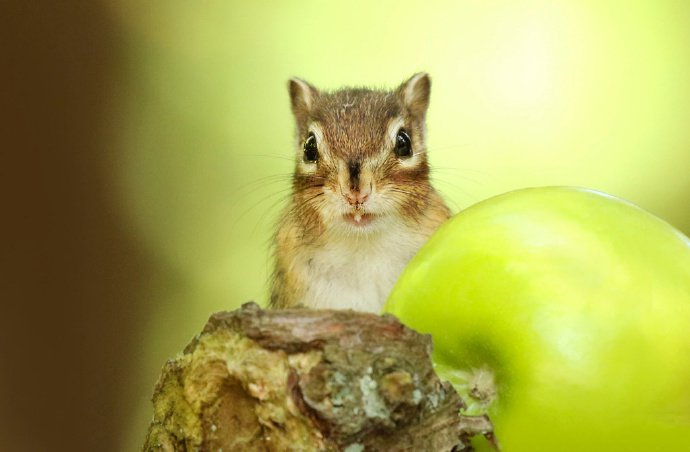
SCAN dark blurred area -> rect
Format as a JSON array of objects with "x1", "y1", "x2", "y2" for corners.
[{"x1": 2, "y1": 2, "x2": 146, "y2": 450}]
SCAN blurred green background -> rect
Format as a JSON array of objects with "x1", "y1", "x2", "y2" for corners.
[
  {"x1": 4, "y1": 0, "x2": 688, "y2": 450},
  {"x1": 113, "y1": 0, "x2": 690, "y2": 448}
]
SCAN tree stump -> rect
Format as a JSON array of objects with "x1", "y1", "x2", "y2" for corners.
[{"x1": 144, "y1": 302, "x2": 495, "y2": 451}]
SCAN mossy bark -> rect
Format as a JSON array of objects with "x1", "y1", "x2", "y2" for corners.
[{"x1": 144, "y1": 302, "x2": 494, "y2": 451}]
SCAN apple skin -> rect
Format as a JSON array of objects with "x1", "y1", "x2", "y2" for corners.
[{"x1": 384, "y1": 186, "x2": 690, "y2": 451}]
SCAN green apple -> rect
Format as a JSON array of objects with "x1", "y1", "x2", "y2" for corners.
[{"x1": 384, "y1": 186, "x2": 690, "y2": 451}]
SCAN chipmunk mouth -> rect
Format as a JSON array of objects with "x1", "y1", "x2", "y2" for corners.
[{"x1": 342, "y1": 211, "x2": 376, "y2": 227}]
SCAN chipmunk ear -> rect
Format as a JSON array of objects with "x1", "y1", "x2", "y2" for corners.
[
  {"x1": 397, "y1": 72, "x2": 431, "y2": 119},
  {"x1": 288, "y1": 78, "x2": 319, "y2": 128}
]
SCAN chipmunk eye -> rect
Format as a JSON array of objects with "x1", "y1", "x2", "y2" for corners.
[
  {"x1": 303, "y1": 132, "x2": 318, "y2": 163},
  {"x1": 394, "y1": 129, "x2": 412, "y2": 159}
]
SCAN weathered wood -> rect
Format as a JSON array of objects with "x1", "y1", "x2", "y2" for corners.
[{"x1": 144, "y1": 302, "x2": 494, "y2": 451}]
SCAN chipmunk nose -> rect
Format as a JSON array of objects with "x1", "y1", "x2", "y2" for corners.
[
  {"x1": 345, "y1": 160, "x2": 370, "y2": 206},
  {"x1": 346, "y1": 190, "x2": 369, "y2": 206}
]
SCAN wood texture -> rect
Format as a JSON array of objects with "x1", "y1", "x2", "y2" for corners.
[{"x1": 144, "y1": 302, "x2": 494, "y2": 451}]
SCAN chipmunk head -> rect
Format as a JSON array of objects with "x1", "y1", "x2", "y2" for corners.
[{"x1": 287, "y1": 73, "x2": 435, "y2": 235}]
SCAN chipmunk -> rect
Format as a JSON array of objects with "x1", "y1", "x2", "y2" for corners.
[{"x1": 270, "y1": 73, "x2": 450, "y2": 312}]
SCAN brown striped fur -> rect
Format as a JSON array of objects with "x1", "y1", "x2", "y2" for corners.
[{"x1": 270, "y1": 74, "x2": 450, "y2": 311}]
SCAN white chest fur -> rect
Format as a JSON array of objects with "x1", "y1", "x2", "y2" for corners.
[{"x1": 299, "y1": 224, "x2": 425, "y2": 313}]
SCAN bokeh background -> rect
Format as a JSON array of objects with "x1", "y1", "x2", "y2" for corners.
[{"x1": 3, "y1": 0, "x2": 689, "y2": 450}]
